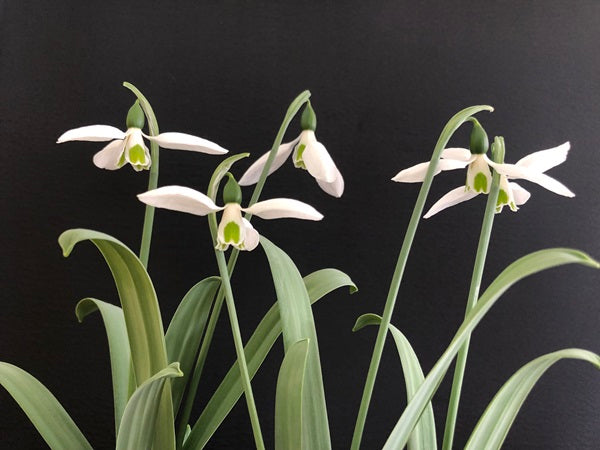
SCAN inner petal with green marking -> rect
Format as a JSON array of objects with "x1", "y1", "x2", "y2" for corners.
[
  {"x1": 474, "y1": 172, "x2": 488, "y2": 193},
  {"x1": 223, "y1": 221, "x2": 241, "y2": 244},
  {"x1": 127, "y1": 144, "x2": 147, "y2": 165},
  {"x1": 293, "y1": 144, "x2": 307, "y2": 169}
]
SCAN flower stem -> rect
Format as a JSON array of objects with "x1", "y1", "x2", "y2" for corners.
[
  {"x1": 214, "y1": 249, "x2": 265, "y2": 450},
  {"x1": 123, "y1": 82, "x2": 160, "y2": 269},
  {"x1": 175, "y1": 91, "x2": 311, "y2": 448},
  {"x1": 442, "y1": 137, "x2": 504, "y2": 450},
  {"x1": 350, "y1": 105, "x2": 493, "y2": 450}
]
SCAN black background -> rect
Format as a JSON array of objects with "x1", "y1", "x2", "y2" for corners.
[{"x1": 1, "y1": 1, "x2": 599, "y2": 449}]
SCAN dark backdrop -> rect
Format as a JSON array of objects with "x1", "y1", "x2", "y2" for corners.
[{"x1": 1, "y1": 1, "x2": 599, "y2": 449}]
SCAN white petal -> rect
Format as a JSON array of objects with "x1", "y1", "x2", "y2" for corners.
[
  {"x1": 423, "y1": 186, "x2": 479, "y2": 218},
  {"x1": 441, "y1": 147, "x2": 472, "y2": 161},
  {"x1": 391, "y1": 158, "x2": 470, "y2": 183},
  {"x1": 487, "y1": 159, "x2": 575, "y2": 197},
  {"x1": 57, "y1": 125, "x2": 126, "y2": 143},
  {"x1": 241, "y1": 218, "x2": 260, "y2": 251},
  {"x1": 92, "y1": 140, "x2": 125, "y2": 170},
  {"x1": 510, "y1": 182, "x2": 531, "y2": 206},
  {"x1": 302, "y1": 140, "x2": 338, "y2": 183},
  {"x1": 137, "y1": 186, "x2": 223, "y2": 216},
  {"x1": 238, "y1": 138, "x2": 298, "y2": 186},
  {"x1": 217, "y1": 203, "x2": 244, "y2": 250},
  {"x1": 244, "y1": 198, "x2": 323, "y2": 221},
  {"x1": 515, "y1": 142, "x2": 570, "y2": 173},
  {"x1": 316, "y1": 166, "x2": 345, "y2": 197},
  {"x1": 145, "y1": 132, "x2": 228, "y2": 154}
]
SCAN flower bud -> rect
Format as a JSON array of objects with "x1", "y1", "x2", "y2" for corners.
[
  {"x1": 223, "y1": 172, "x2": 242, "y2": 204},
  {"x1": 300, "y1": 101, "x2": 317, "y2": 131},
  {"x1": 126, "y1": 100, "x2": 145, "y2": 129},
  {"x1": 468, "y1": 118, "x2": 489, "y2": 155}
]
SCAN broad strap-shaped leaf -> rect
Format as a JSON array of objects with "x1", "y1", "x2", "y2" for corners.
[
  {"x1": 275, "y1": 339, "x2": 310, "y2": 450},
  {"x1": 260, "y1": 237, "x2": 332, "y2": 450},
  {"x1": 465, "y1": 348, "x2": 600, "y2": 450},
  {"x1": 76, "y1": 298, "x2": 135, "y2": 434},
  {"x1": 165, "y1": 276, "x2": 220, "y2": 414},
  {"x1": 184, "y1": 268, "x2": 356, "y2": 450},
  {"x1": 116, "y1": 363, "x2": 183, "y2": 450},
  {"x1": 383, "y1": 248, "x2": 598, "y2": 450},
  {"x1": 0, "y1": 362, "x2": 93, "y2": 450},
  {"x1": 354, "y1": 314, "x2": 437, "y2": 450},
  {"x1": 59, "y1": 228, "x2": 175, "y2": 449}
]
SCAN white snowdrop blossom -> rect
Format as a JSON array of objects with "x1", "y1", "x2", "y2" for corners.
[
  {"x1": 57, "y1": 101, "x2": 228, "y2": 171},
  {"x1": 137, "y1": 186, "x2": 323, "y2": 251},
  {"x1": 239, "y1": 102, "x2": 344, "y2": 197}
]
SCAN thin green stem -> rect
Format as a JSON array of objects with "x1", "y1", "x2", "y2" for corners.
[
  {"x1": 175, "y1": 91, "x2": 311, "y2": 448},
  {"x1": 442, "y1": 137, "x2": 505, "y2": 450},
  {"x1": 350, "y1": 105, "x2": 494, "y2": 450},
  {"x1": 123, "y1": 82, "x2": 160, "y2": 269},
  {"x1": 214, "y1": 249, "x2": 265, "y2": 450}
]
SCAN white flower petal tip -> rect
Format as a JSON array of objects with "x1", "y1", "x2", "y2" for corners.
[
  {"x1": 57, "y1": 125, "x2": 126, "y2": 143},
  {"x1": 424, "y1": 186, "x2": 479, "y2": 219},
  {"x1": 515, "y1": 142, "x2": 570, "y2": 173},
  {"x1": 137, "y1": 186, "x2": 223, "y2": 216},
  {"x1": 241, "y1": 219, "x2": 260, "y2": 251},
  {"x1": 238, "y1": 139, "x2": 298, "y2": 186},
  {"x1": 244, "y1": 198, "x2": 324, "y2": 221},
  {"x1": 392, "y1": 162, "x2": 431, "y2": 183},
  {"x1": 301, "y1": 140, "x2": 337, "y2": 183},
  {"x1": 146, "y1": 132, "x2": 228, "y2": 154},
  {"x1": 317, "y1": 169, "x2": 344, "y2": 197}
]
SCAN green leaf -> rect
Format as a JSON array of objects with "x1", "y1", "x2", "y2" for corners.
[
  {"x1": 184, "y1": 268, "x2": 355, "y2": 450},
  {"x1": 275, "y1": 339, "x2": 310, "y2": 450},
  {"x1": 353, "y1": 314, "x2": 437, "y2": 450},
  {"x1": 165, "y1": 276, "x2": 220, "y2": 414},
  {"x1": 465, "y1": 349, "x2": 600, "y2": 450},
  {"x1": 76, "y1": 298, "x2": 135, "y2": 434},
  {"x1": 383, "y1": 248, "x2": 599, "y2": 450},
  {"x1": 59, "y1": 228, "x2": 175, "y2": 449},
  {"x1": 260, "y1": 237, "x2": 332, "y2": 450},
  {"x1": 116, "y1": 363, "x2": 183, "y2": 450},
  {"x1": 0, "y1": 362, "x2": 92, "y2": 450}
]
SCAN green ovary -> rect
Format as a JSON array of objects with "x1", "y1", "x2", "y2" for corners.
[
  {"x1": 223, "y1": 222, "x2": 241, "y2": 243},
  {"x1": 473, "y1": 172, "x2": 488, "y2": 193}
]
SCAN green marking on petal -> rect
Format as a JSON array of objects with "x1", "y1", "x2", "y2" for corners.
[
  {"x1": 128, "y1": 144, "x2": 146, "y2": 165},
  {"x1": 294, "y1": 144, "x2": 307, "y2": 169},
  {"x1": 497, "y1": 189, "x2": 509, "y2": 207},
  {"x1": 223, "y1": 222, "x2": 240, "y2": 244},
  {"x1": 473, "y1": 172, "x2": 488, "y2": 193}
]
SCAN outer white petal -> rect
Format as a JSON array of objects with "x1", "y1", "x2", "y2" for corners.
[
  {"x1": 423, "y1": 186, "x2": 479, "y2": 218},
  {"x1": 145, "y1": 132, "x2": 228, "y2": 154},
  {"x1": 515, "y1": 142, "x2": 570, "y2": 173},
  {"x1": 241, "y1": 218, "x2": 260, "y2": 251},
  {"x1": 391, "y1": 158, "x2": 471, "y2": 183},
  {"x1": 92, "y1": 140, "x2": 125, "y2": 170},
  {"x1": 440, "y1": 147, "x2": 472, "y2": 161},
  {"x1": 243, "y1": 198, "x2": 323, "y2": 221},
  {"x1": 316, "y1": 165, "x2": 344, "y2": 197},
  {"x1": 57, "y1": 125, "x2": 126, "y2": 143},
  {"x1": 302, "y1": 140, "x2": 338, "y2": 183},
  {"x1": 509, "y1": 182, "x2": 532, "y2": 206},
  {"x1": 238, "y1": 138, "x2": 298, "y2": 186},
  {"x1": 486, "y1": 158, "x2": 575, "y2": 197},
  {"x1": 137, "y1": 186, "x2": 224, "y2": 216}
]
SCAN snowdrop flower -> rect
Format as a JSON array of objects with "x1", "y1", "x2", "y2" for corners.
[
  {"x1": 57, "y1": 100, "x2": 228, "y2": 171},
  {"x1": 239, "y1": 101, "x2": 344, "y2": 197},
  {"x1": 138, "y1": 173, "x2": 323, "y2": 251}
]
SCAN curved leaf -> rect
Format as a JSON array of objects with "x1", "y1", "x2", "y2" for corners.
[
  {"x1": 465, "y1": 349, "x2": 600, "y2": 450},
  {"x1": 184, "y1": 268, "x2": 356, "y2": 450},
  {"x1": 260, "y1": 237, "x2": 331, "y2": 450},
  {"x1": 165, "y1": 276, "x2": 220, "y2": 414},
  {"x1": 354, "y1": 314, "x2": 437, "y2": 450},
  {"x1": 275, "y1": 339, "x2": 310, "y2": 450},
  {"x1": 116, "y1": 363, "x2": 183, "y2": 450},
  {"x1": 76, "y1": 298, "x2": 135, "y2": 434},
  {"x1": 383, "y1": 248, "x2": 598, "y2": 449},
  {"x1": 0, "y1": 362, "x2": 92, "y2": 450}
]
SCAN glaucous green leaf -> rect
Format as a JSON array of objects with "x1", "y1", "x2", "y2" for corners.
[
  {"x1": 116, "y1": 363, "x2": 183, "y2": 450},
  {"x1": 465, "y1": 348, "x2": 600, "y2": 450},
  {"x1": 353, "y1": 314, "x2": 437, "y2": 450},
  {"x1": 0, "y1": 362, "x2": 92, "y2": 450},
  {"x1": 76, "y1": 297, "x2": 135, "y2": 434},
  {"x1": 165, "y1": 276, "x2": 220, "y2": 414},
  {"x1": 184, "y1": 268, "x2": 356, "y2": 450},
  {"x1": 275, "y1": 339, "x2": 310, "y2": 450},
  {"x1": 383, "y1": 248, "x2": 599, "y2": 450}
]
